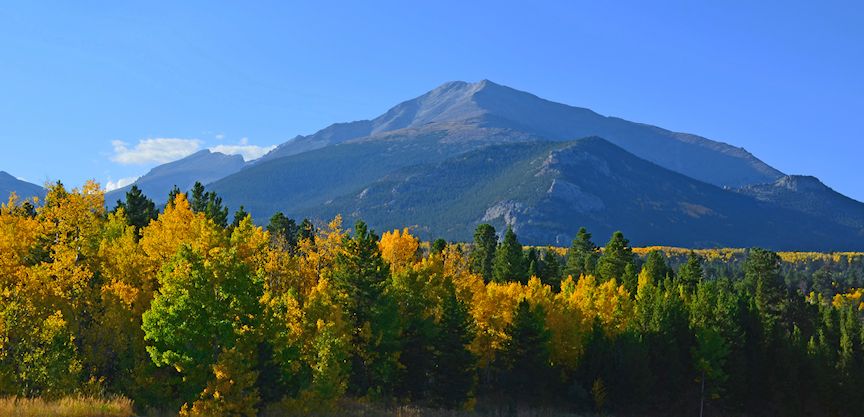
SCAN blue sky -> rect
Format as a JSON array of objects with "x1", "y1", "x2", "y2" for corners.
[{"x1": 1, "y1": 1, "x2": 862, "y2": 200}]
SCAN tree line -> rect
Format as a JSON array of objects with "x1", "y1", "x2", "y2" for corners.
[{"x1": 1, "y1": 181, "x2": 863, "y2": 417}]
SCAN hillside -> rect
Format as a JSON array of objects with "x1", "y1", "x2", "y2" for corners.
[
  {"x1": 258, "y1": 80, "x2": 783, "y2": 187},
  {"x1": 0, "y1": 171, "x2": 44, "y2": 201},
  {"x1": 105, "y1": 150, "x2": 245, "y2": 206},
  {"x1": 311, "y1": 138, "x2": 861, "y2": 250},
  {"x1": 737, "y1": 175, "x2": 864, "y2": 232}
]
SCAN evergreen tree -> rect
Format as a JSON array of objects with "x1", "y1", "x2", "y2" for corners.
[
  {"x1": 190, "y1": 182, "x2": 207, "y2": 213},
  {"x1": 266, "y1": 212, "x2": 299, "y2": 252},
  {"x1": 540, "y1": 250, "x2": 562, "y2": 289},
  {"x1": 297, "y1": 218, "x2": 315, "y2": 243},
  {"x1": 167, "y1": 185, "x2": 183, "y2": 208},
  {"x1": 744, "y1": 248, "x2": 785, "y2": 328},
  {"x1": 187, "y1": 181, "x2": 228, "y2": 227},
  {"x1": 678, "y1": 251, "x2": 704, "y2": 293},
  {"x1": 231, "y1": 205, "x2": 249, "y2": 229},
  {"x1": 564, "y1": 227, "x2": 598, "y2": 279},
  {"x1": 526, "y1": 247, "x2": 540, "y2": 279},
  {"x1": 596, "y1": 231, "x2": 634, "y2": 283},
  {"x1": 332, "y1": 220, "x2": 398, "y2": 397},
  {"x1": 492, "y1": 227, "x2": 526, "y2": 283},
  {"x1": 430, "y1": 279, "x2": 476, "y2": 409},
  {"x1": 642, "y1": 250, "x2": 671, "y2": 285},
  {"x1": 114, "y1": 184, "x2": 158, "y2": 235},
  {"x1": 498, "y1": 300, "x2": 552, "y2": 407},
  {"x1": 470, "y1": 224, "x2": 497, "y2": 283},
  {"x1": 431, "y1": 238, "x2": 447, "y2": 255}
]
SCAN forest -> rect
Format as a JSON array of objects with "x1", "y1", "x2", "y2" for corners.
[{"x1": 2, "y1": 181, "x2": 864, "y2": 417}]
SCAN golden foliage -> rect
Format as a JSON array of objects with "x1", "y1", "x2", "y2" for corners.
[{"x1": 379, "y1": 228, "x2": 420, "y2": 271}]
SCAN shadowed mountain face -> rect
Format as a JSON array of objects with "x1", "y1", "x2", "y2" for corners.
[
  {"x1": 127, "y1": 80, "x2": 862, "y2": 250},
  {"x1": 737, "y1": 175, "x2": 864, "y2": 232},
  {"x1": 209, "y1": 136, "x2": 864, "y2": 251},
  {"x1": 105, "y1": 150, "x2": 245, "y2": 206},
  {"x1": 306, "y1": 138, "x2": 861, "y2": 251},
  {"x1": 0, "y1": 171, "x2": 44, "y2": 201},
  {"x1": 258, "y1": 80, "x2": 783, "y2": 187}
]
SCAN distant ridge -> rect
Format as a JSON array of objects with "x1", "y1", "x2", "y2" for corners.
[
  {"x1": 258, "y1": 80, "x2": 783, "y2": 188},
  {"x1": 113, "y1": 79, "x2": 861, "y2": 250},
  {"x1": 0, "y1": 171, "x2": 45, "y2": 201},
  {"x1": 105, "y1": 150, "x2": 245, "y2": 206}
]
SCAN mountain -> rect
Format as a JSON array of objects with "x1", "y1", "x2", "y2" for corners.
[
  {"x1": 258, "y1": 80, "x2": 783, "y2": 188},
  {"x1": 0, "y1": 171, "x2": 45, "y2": 201},
  {"x1": 202, "y1": 80, "x2": 863, "y2": 250},
  {"x1": 306, "y1": 138, "x2": 861, "y2": 250},
  {"x1": 105, "y1": 150, "x2": 245, "y2": 206},
  {"x1": 737, "y1": 175, "x2": 864, "y2": 233}
]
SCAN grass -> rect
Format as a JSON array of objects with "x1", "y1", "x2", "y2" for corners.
[{"x1": 0, "y1": 396, "x2": 134, "y2": 417}]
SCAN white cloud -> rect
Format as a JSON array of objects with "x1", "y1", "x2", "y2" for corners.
[
  {"x1": 210, "y1": 138, "x2": 276, "y2": 161},
  {"x1": 111, "y1": 138, "x2": 202, "y2": 165},
  {"x1": 105, "y1": 176, "x2": 140, "y2": 191}
]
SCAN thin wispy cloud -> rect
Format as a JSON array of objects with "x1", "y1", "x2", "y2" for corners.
[
  {"x1": 210, "y1": 138, "x2": 276, "y2": 161},
  {"x1": 111, "y1": 138, "x2": 202, "y2": 165},
  {"x1": 105, "y1": 176, "x2": 140, "y2": 191}
]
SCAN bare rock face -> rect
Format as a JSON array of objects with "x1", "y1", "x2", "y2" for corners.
[
  {"x1": 546, "y1": 179, "x2": 604, "y2": 213},
  {"x1": 482, "y1": 200, "x2": 525, "y2": 228}
]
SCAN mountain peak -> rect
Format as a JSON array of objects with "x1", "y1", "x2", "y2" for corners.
[{"x1": 774, "y1": 175, "x2": 829, "y2": 192}]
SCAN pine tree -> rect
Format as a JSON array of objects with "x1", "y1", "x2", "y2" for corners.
[
  {"x1": 744, "y1": 248, "x2": 785, "y2": 328},
  {"x1": 188, "y1": 182, "x2": 228, "y2": 228},
  {"x1": 430, "y1": 279, "x2": 475, "y2": 409},
  {"x1": 642, "y1": 250, "x2": 671, "y2": 286},
  {"x1": 167, "y1": 185, "x2": 183, "y2": 208},
  {"x1": 190, "y1": 182, "x2": 207, "y2": 213},
  {"x1": 564, "y1": 227, "x2": 598, "y2": 279},
  {"x1": 540, "y1": 250, "x2": 562, "y2": 289},
  {"x1": 332, "y1": 220, "x2": 398, "y2": 396},
  {"x1": 470, "y1": 224, "x2": 497, "y2": 283},
  {"x1": 231, "y1": 205, "x2": 249, "y2": 229},
  {"x1": 493, "y1": 227, "x2": 526, "y2": 283},
  {"x1": 596, "y1": 231, "x2": 634, "y2": 283},
  {"x1": 298, "y1": 218, "x2": 315, "y2": 243},
  {"x1": 498, "y1": 300, "x2": 552, "y2": 407},
  {"x1": 526, "y1": 247, "x2": 540, "y2": 280},
  {"x1": 114, "y1": 184, "x2": 158, "y2": 235},
  {"x1": 678, "y1": 251, "x2": 704, "y2": 293},
  {"x1": 266, "y1": 212, "x2": 299, "y2": 252},
  {"x1": 431, "y1": 238, "x2": 447, "y2": 255}
]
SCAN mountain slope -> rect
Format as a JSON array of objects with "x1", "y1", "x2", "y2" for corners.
[
  {"x1": 0, "y1": 171, "x2": 45, "y2": 201},
  {"x1": 313, "y1": 138, "x2": 861, "y2": 250},
  {"x1": 106, "y1": 150, "x2": 245, "y2": 205},
  {"x1": 737, "y1": 175, "x2": 864, "y2": 232},
  {"x1": 259, "y1": 80, "x2": 783, "y2": 187}
]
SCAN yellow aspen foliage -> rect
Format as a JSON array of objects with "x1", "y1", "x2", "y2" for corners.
[
  {"x1": 180, "y1": 347, "x2": 260, "y2": 417},
  {"x1": 0, "y1": 287, "x2": 82, "y2": 396},
  {"x1": 439, "y1": 244, "x2": 485, "y2": 305},
  {"x1": 469, "y1": 281, "x2": 526, "y2": 367},
  {"x1": 293, "y1": 216, "x2": 346, "y2": 296},
  {"x1": 0, "y1": 194, "x2": 40, "y2": 284},
  {"x1": 832, "y1": 289, "x2": 864, "y2": 311},
  {"x1": 559, "y1": 275, "x2": 633, "y2": 336},
  {"x1": 140, "y1": 193, "x2": 226, "y2": 264},
  {"x1": 99, "y1": 209, "x2": 155, "y2": 313},
  {"x1": 229, "y1": 214, "x2": 271, "y2": 272},
  {"x1": 297, "y1": 278, "x2": 351, "y2": 410},
  {"x1": 379, "y1": 228, "x2": 420, "y2": 271}
]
